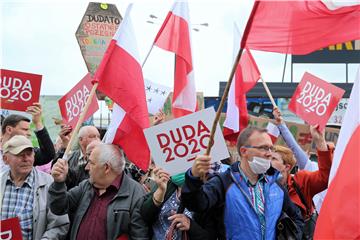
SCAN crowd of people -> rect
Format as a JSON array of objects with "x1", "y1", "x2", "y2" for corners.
[{"x1": 0, "y1": 102, "x2": 334, "y2": 240}]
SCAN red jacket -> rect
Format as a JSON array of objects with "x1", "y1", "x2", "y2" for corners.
[{"x1": 287, "y1": 146, "x2": 334, "y2": 218}]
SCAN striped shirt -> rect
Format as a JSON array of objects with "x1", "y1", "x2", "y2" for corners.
[
  {"x1": 1, "y1": 169, "x2": 35, "y2": 240},
  {"x1": 239, "y1": 168, "x2": 267, "y2": 240}
]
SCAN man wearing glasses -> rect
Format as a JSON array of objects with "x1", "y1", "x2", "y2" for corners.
[{"x1": 181, "y1": 126, "x2": 303, "y2": 240}]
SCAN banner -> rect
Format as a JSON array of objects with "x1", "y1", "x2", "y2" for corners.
[
  {"x1": 75, "y1": 2, "x2": 122, "y2": 75},
  {"x1": 288, "y1": 72, "x2": 345, "y2": 130},
  {"x1": 0, "y1": 69, "x2": 42, "y2": 112},
  {"x1": 144, "y1": 107, "x2": 229, "y2": 175},
  {"x1": 0, "y1": 217, "x2": 22, "y2": 240},
  {"x1": 58, "y1": 73, "x2": 99, "y2": 128}
]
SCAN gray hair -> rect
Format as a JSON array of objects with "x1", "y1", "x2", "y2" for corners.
[
  {"x1": 95, "y1": 144, "x2": 125, "y2": 174},
  {"x1": 78, "y1": 125, "x2": 99, "y2": 138}
]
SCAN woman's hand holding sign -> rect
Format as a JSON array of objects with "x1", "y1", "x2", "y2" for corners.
[{"x1": 153, "y1": 167, "x2": 171, "y2": 206}]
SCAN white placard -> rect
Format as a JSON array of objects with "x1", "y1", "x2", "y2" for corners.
[
  {"x1": 328, "y1": 99, "x2": 348, "y2": 125},
  {"x1": 144, "y1": 107, "x2": 229, "y2": 175},
  {"x1": 144, "y1": 79, "x2": 171, "y2": 115}
]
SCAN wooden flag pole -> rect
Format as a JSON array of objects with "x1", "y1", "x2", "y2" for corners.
[
  {"x1": 63, "y1": 82, "x2": 99, "y2": 160},
  {"x1": 205, "y1": 48, "x2": 244, "y2": 155},
  {"x1": 205, "y1": 1, "x2": 260, "y2": 156},
  {"x1": 260, "y1": 77, "x2": 277, "y2": 108}
]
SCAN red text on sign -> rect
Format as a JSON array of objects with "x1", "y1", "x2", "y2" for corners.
[{"x1": 156, "y1": 120, "x2": 210, "y2": 162}]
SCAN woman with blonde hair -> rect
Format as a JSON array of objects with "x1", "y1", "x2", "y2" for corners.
[{"x1": 270, "y1": 125, "x2": 333, "y2": 240}]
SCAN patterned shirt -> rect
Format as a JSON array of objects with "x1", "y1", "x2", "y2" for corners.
[
  {"x1": 152, "y1": 191, "x2": 192, "y2": 240},
  {"x1": 1, "y1": 169, "x2": 35, "y2": 240},
  {"x1": 238, "y1": 167, "x2": 267, "y2": 240}
]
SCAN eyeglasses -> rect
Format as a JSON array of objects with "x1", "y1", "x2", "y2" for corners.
[{"x1": 243, "y1": 145, "x2": 274, "y2": 152}]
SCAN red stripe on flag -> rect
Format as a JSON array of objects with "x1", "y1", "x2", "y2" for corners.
[
  {"x1": 94, "y1": 6, "x2": 150, "y2": 171},
  {"x1": 246, "y1": 0, "x2": 360, "y2": 54},
  {"x1": 314, "y1": 125, "x2": 360, "y2": 239},
  {"x1": 154, "y1": 9, "x2": 195, "y2": 117},
  {"x1": 154, "y1": 12, "x2": 193, "y2": 70},
  {"x1": 113, "y1": 114, "x2": 150, "y2": 171},
  {"x1": 235, "y1": 50, "x2": 260, "y2": 95},
  {"x1": 173, "y1": 54, "x2": 191, "y2": 104},
  {"x1": 96, "y1": 42, "x2": 149, "y2": 129},
  {"x1": 223, "y1": 49, "x2": 260, "y2": 142}
]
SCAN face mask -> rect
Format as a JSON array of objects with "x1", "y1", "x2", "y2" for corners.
[
  {"x1": 277, "y1": 172, "x2": 284, "y2": 181},
  {"x1": 249, "y1": 156, "x2": 271, "y2": 174},
  {"x1": 171, "y1": 172, "x2": 185, "y2": 187}
]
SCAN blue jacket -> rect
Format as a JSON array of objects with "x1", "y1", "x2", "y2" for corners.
[{"x1": 182, "y1": 162, "x2": 285, "y2": 240}]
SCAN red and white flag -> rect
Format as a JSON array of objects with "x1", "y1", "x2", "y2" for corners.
[
  {"x1": 93, "y1": 4, "x2": 150, "y2": 171},
  {"x1": 154, "y1": 0, "x2": 196, "y2": 118},
  {"x1": 246, "y1": 0, "x2": 360, "y2": 55},
  {"x1": 223, "y1": 25, "x2": 260, "y2": 142},
  {"x1": 314, "y1": 68, "x2": 360, "y2": 239},
  {"x1": 266, "y1": 122, "x2": 280, "y2": 144}
]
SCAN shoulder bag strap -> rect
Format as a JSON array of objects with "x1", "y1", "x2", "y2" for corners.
[{"x1": 291, "y1": 176, "x2": 312, "y2": 217}]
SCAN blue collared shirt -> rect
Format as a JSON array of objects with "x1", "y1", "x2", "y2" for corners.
[{"x1": 1, "y1": 169, "x2": 35, "y2": 240}]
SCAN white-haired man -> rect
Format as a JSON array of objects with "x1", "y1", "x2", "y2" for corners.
[
  {"x1": 49, "y1": 143, "x2": 149, "y2": 240},
  {"x1": 52, "y1": 125, "x2": 100, "y2": 189}
]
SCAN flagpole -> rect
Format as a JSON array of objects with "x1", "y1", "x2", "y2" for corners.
[
  {"x1": 205, "y1": 1, "x2": 260, "y2": 156},
  {"x1": 142, "y1": 43, "x2": 155, "y2": 68},
  {"x1": 63, "y1": 83, "x2": 99, "y2": 160},
  {"x1": 281, "y1": 54, "x2": 288, "y2": 83},
  {"x1": 260, "y1": 76, "x2": 277, "y2": 108}
]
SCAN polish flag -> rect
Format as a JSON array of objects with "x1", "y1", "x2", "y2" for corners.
[
  {"x1": 246, "y1": 0, "x2": 360, "y2": 55},
  {"x1": 223, "y1": 25, "x2": 261, "y2": 142},
  {"x1": 266, "y1": 122, "x2": 280, "y2": 144},
  {"x1": 314, "y1": 68, "x2": 360, "y2": 239},
  {"x1": 93, "y1": 4, "x2": 150, "y2": 171},
  {"x1": 154, "y1": 0, "x2": 196, "y2": 118}
]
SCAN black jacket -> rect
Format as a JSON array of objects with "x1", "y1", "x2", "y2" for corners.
[{"x1": 33, "y1": 127, "x2": 56, "y2": 166}]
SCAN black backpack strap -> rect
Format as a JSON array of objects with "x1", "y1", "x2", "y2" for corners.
[{"x1": 291, "y1": 176, "x2": 312, "y2": 217}]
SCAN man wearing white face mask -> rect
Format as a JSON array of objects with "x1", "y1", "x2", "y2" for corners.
[{"x1": 181, "y1": 126, "x2": 304, "y2": 240}]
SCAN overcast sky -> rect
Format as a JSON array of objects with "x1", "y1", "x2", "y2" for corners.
[{"x1": 2, "y1": 0, "x2": 359, "y2": 97}]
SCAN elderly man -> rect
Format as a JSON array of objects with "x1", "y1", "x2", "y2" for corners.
[
  {"x1": 0, "y1": 135, "x2": 69, "y2": 239},
  {"x1": 53, "y1": 125, "x2": 100, "y2": 189},
  {"x1": 181, "y1": 126, "x2": 303, "y2": 240},
  {"x1": 49, "y1": 143, "x2": 149, "y2": 240},
  {"x1": 1, "y1": 103, "x2": 55, "y2": 169}
]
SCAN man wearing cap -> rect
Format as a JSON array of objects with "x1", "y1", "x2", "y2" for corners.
[{"x1": 0, "y1": 135, "x2": 69, "y2": 240}]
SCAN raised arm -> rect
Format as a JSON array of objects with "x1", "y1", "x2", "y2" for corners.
[
  {"x1": 273, "y1": 108, "x2": 309, "y2": 169},
  {"x1": 48, "y1": 159, "x2": 84, "y2": 215}
]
